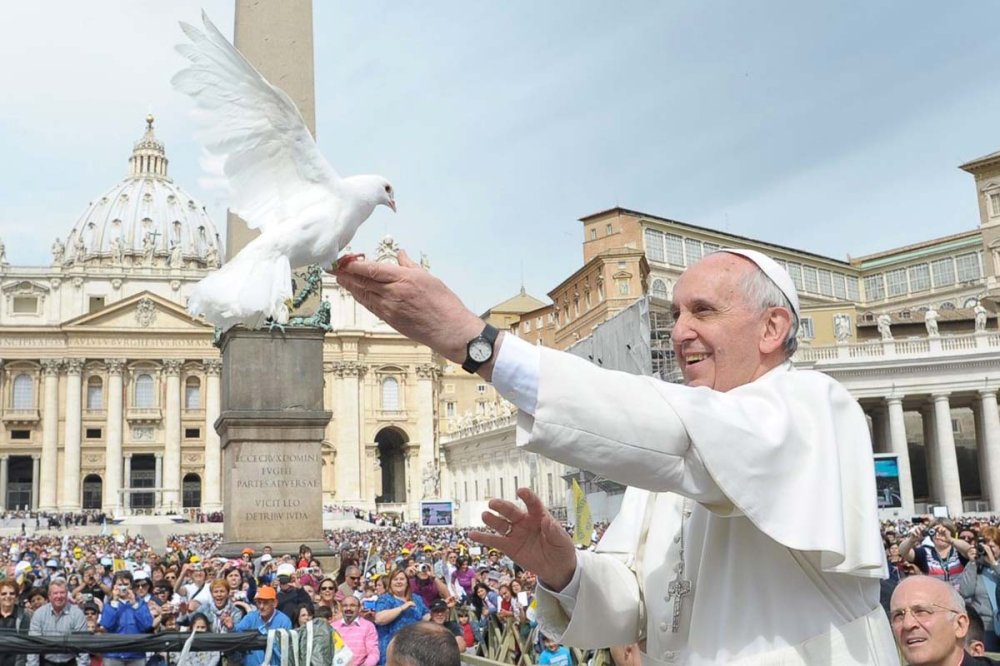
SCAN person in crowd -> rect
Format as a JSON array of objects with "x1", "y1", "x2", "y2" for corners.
[
  {"x1": 294, "y1": 604, "x2": 314, "y2": 628},
  {"x1": 958, "y1": 535, "x2": 1000, "y2": 652},
  {"x1": 470, "y1": 583, "x2": 497, "y2": 620},
  {"x1": 27, "y1": 579, "x2": 88, "y2": 666},
  {"x1": 385, "y1": 622, "x2": 460, "y2": 666},
  {"x1": 890, "y1": 575, "x2": 1000, "y2": 665},
  {"x1": 496, "y1": 583, "x2": 522, "y2": 626},
  {"x1": 25, "y1": 588, "x2": 47, "y2": 613},
  {"x1": 333, "y1": 595, "x2": 380, "y2": 666},
  {"x1": 175, "y1": 561, "x2": 212, "y2": 611},
  {"x1": 74, "y1": 565, "x2": 107, "y2": 603},
  {"x1": 409, "y1": 562, "x2": 448, "y2": 609},
  {"x1": 428, "y1": 599, "x2": 465, "y2": 651},
  {"x1": 183, "y1": 613, "x2": 221, "y2": 666},
  {"x1": 538, "y1": 635, "x2": 573, "y2": 666},
  {"x1": 274, "y1": 563, "x2": 313, "y2": 621},
  {"x1": 0, "y1": 579, "x2": 31, "y2": 666},
  {"x1": 338, "y1": 566, "x2": 364, "y2": 600},
  {"x1": 99, "y1": 570, "x2": 154, "y2": 666},
  {"x1": 374, "y1": 567, "x2": 429, "y2": 666},
  {"x1": 336, "y1": 247, "x2": 897, "y2": 663},
  {"x1": 316, "y1": 577, "x2": 341, "y2": 617},
  {"x1": 234, "y1": 586, "x2": 292, "y2": 666},
  {"x1": 451, "y1": 557, "x2": 475, "y2": 600},
  {"x1": 196, "y1": 579, "x2": 245, "y2": 634},
  {"x1": 966, "y1": 606, "x2": 989, "y2": 659},
  {"x1": 455, "y1": 607, "x2": 477, "y2": 653},
  {"x1": 900, "y1": 520, "x2": 973, "y2": 586},
  {"x1": 222, "y1": 565, "x2": 256, "y2": 606}
]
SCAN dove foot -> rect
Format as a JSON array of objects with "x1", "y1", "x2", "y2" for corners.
[
  {"x1": 329, "y1": 253, "x2": 366, "y2": 273},
  {"x1": 265, "y1": 318, "x2": 286, "y2": 335}
]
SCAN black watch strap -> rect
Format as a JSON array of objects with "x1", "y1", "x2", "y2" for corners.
[{"x1": 461, "y1": 324, "x2": 500, "y2": 374}]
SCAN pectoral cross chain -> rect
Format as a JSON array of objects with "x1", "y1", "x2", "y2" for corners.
[{"x1": 666, "y1": 576, "x2": 692, "y2": 632}]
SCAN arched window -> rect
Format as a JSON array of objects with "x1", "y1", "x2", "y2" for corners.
[
  {"x1": 183, "y1": 474, "x2": 201, "y2": 508},
  {"x1": 134, "y1": 374, "x2": 154, "y2": 408},
  {"x1": 651, "y1": 279, "x2": 669, "y2": 300},
  {"x1": 12, "y1": 374, "x2": 33, "y2": 409},
  {"x1": 382, "y1": 377, "x2": 400, "y2": 411},
  {"x1": 82, "y1": 475, "x2": 102, "y2": 510},
  {"x1": 940, "y1": 302, "x2": 956, "y2": 311},
  {"x1": 87, "y1": 377, "x2": 103, "y2": 410},
  {"x1": 185, "y1": 377, "x2": 201, "y2": 410}
]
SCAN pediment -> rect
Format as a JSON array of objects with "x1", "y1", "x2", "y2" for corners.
[
  {"x1": 1, "y1": 280, "x2": 50, "y2": 296},
  {"x1": 63, "y1": 291, "x2": 210, "y2": 331}
]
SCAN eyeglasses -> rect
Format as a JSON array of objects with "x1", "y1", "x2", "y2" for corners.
[
  {"x1": 320, "y1": 585, "x2": 336, "y2": 591},
  {"x1": 84, "y1": 611, "x2": 97, "y2": 616},
  {"x1": 890, "y1": 603, "x2": 962, "y2": 627},
  {"x1": 348, "y1": 576, "x2": 361, "y2": 580}
]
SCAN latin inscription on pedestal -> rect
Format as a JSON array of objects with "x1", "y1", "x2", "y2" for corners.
[{"x1": 224, "y1": 441, "x2": 323, "y2": 544}]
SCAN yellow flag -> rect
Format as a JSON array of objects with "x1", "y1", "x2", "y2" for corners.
[{"x1": 571, "y1": 479, "x2": 593, "y2": 547}]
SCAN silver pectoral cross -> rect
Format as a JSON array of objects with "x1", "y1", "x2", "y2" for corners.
[{"x1": 666, "y1": 576, "x2": 693, "y2": 632}]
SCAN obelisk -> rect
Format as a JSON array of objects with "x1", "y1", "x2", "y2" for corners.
[{"x1": 215, "y1": 0, "x2": 332, "y2": 560}]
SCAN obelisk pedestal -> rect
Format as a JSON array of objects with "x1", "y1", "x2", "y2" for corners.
[{"x1": 215, "y1": 327, "x2": 334, "y2": 561}]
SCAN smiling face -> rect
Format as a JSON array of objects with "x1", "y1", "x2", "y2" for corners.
[
  {"x1": 671, "y1": 253, "x2": 789, "y2": 392},
  {"x1": 890, "y1": 576, "x2": 967, "y2": 666},
  {"x1": 389, "y1": 571, "x2": 408, "y2": 597}
]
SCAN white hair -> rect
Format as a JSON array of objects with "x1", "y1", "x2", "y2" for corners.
[{"x1": 741, "y1": 266, "x2": 799, "y2": 357}]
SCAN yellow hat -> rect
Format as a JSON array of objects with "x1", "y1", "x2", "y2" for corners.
[
  {"x1": 189, "y1": 555, "x2": 201, "y2": 563},
  {"x1": 400, "y1": 548, "x2": 410, "y2": 555},
  {"x1": 423, "y1": 545, "x2": 433, "y2": 552}
]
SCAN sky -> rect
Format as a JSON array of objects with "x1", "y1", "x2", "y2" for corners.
[{"x1": 1, "y1": 1, "x2": 999, "y2": 313}]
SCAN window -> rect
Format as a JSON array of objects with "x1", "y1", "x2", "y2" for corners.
[
  {"x1": 499, "y1": 478, "x2": 504, "y2": 499},
  {"x1": 381, "y1": 377, "x2": 400, "y2": 411},
  {"x1": 185, "y1": 428, "x2": 200, "y2": 439},
  {"x1": 665, "y1": 234, "x2": 684, "y2": 266},
  {"x1": 590, "y1": 228, "x2": 597, "y2": 241},
  {"x1": 547, "y1": 473, "x2": 554, "y2": 506},
  {"x1": 184, "y1": 377, "x2": 201, "y2": 410},
  {"x1": 703, "y1": 242, "x2": 720, "y2": 255},
  {"x1": 965, "y1": 297, "x2": 980, "y2": 308},
  {"x1": 182, "y1": 474, "x2": 201, "y2": 508},
  {"x1": 82, "y1": 475, "x2": 102, "y2": 510},
  {"x1": 908, "y1": 264, "x2": 931, "y2": 292},
  {"x1": 799, "y1": 317, "x2": 815, "y2": 339},
  {"x1": 85, "y1": 428, "x2": 102, "y2": 439},
  {"x1": 523, "y1": 320, "x2": 531, "y2": 333},
  {"x1": 606, "y1": 223, "x2": 613, "y2": 236},
  {"x1": 10, "y1": 430, "x2": 30, "y2": 440},
  {"x1": 951, "y1": 418, "x2": 961, "y2": 433},
  {"x1": 956, "y1": 252, "x2": 981, "y2": 282},
  {"x1": 12, "y1": 374, "x2": 33, "y2": 409},
  {"x1": 474, "y1": 480, "x2": 479, "y2": 500},
  {"x1": 485, "y1": 478, "x2": 491, "y2": 498},
  {"x1": 477, "y1": 384, "x2": 487, "y2": 394},
  {"x1": 445, "y1": 402, "x2": 456, "y2": 418},
  {"x1": 88, "y1": 296, "x2": 105, "y2": 313},
  {"x1": 536, "y1": 316, "x2": 543, "y2": 328},
  {"x1": 464, "y1": 481, "x2": 468, "y2": 502},
  {"x1": 684, "y1": 239, "x2": 702, "y2": 267},
  {"x1": 940, "y1": 301, "x2": 956, "y2": 311},
  {"x1": 644, "y1": 229, "x2": 665, "y2": 263},
  {"x1": 846, "y1": 276, "x2": 860, "y2": 301},
  {"x1": 885, "y1": 269, "x2": 907, "y2": 297},
  {"x1": 787, "y1": 263, "x2": 803, "y2": 291},
  {"x1": 86, "y1": 377, "x2": 103, "y2": 410},
  {"x1": 833, "y1": 274, "x2": 847, "y2": 299},
  {"x1": 817, "y1": 270, "x2": 833, "y2": 296},
  {"x1": 514, "y1": 475, "x2": 519, "y2": 492},
  {"x1": 134, "y1": 374, "x2": 154, "y2": 408},
  {"x1": 990, "y1": 192, "x2": 1000, "y2": 217},
  {"x1": 931, "y1": 258, "x2": 955, "y2": 288},
  {"x1": 11, "y1": 297, "x2": 37, "y2": 314},
  {"x1": 864, "y1": 274, "x2": 885, "y2": 301},
  {"x1": 802, "y1": 266, "x2": 819, "y2": 294},
  {"x1": 650, "y1": 279, "x2": 669, "y2": 300}
]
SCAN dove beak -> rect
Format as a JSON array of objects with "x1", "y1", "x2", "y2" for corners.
[{"x1": 389, "y1": 200, "x2": 397, "y2": 213}]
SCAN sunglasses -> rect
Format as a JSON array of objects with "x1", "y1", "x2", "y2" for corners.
[{"x1": 320, "y1": 585, "x2": 336, "y2": 591}]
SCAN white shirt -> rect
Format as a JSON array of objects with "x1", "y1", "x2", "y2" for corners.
[{"x1": 490, "y1": 335, "x2": 898, "y2": 665}]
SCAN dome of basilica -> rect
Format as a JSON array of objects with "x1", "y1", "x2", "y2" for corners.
[{"x1": 57, "y1": 115, "x2": 222, "y2": 269}]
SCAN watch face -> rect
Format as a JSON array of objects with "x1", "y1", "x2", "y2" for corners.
[{"x1": 469, "y1": 338, "x2": 492, "y2": 363}]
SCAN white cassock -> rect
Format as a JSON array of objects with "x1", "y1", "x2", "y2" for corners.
[{"x1": 491, "y1": 335, "x2": 899, "y2": 666}]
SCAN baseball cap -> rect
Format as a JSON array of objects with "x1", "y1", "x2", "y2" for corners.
[
  {"x1": 430, "y1": 599, "x2": 449, "y2": 613},
  {"x1": 276, "y1": 563, "x2": 295, "y2": 578},
  {"x1": 45, "y1": 559, "x2": 58, "y2": 568},
  {"x1": 260, "y1": 554, "x2": 273, "y2": 563},
  {"x1": 256, "y1": 586, "x2": 277, "y2": 600},
  {"x1": 133, "y1": 570, "x2": 149, "y2": 582}
]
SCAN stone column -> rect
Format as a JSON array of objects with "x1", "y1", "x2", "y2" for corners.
[
  {"x1": 203, "y1": 359, "x2": 223, "y2": 512},
  {"x1": 31, "y1": 455, "x2": 40, "y2": 511},
  {"x1": 415, "y1": 364, "x2": 438, "y2": 500},
  {"x1": 886, "y1": 397, "x2": 915, "y2": 515},
  {"x1": 922, "y1": 405, "x2": 941, "y2": 508},
  {"x1": 62, "y1": 358, "x2": 84, "y2": 511},
  {"x1": 215, "y1": 328, "x2": 333, "y2": 559},
  {"x1": 38, "y1": 359, "x2": 62, "y2": 512},
  {"x1": 334, "y1": 359, "x2": 364, "y2": 503},
  {"x1": 154, "y1": 453, "x2": 163, "y2": 510},
  {"x1": 869, "y1": 407, "x2": 887, "y2": 454},
  {"x1": 103, "y1": 359, "x2": 125, "y2": 515},
  {"x1": 162, "y1": 359, "x2": 183, "y2": 512},
  {"x1": 932, "y1": 393, "x2": 964, "y2": 516},
  {"x1": 0, "y1": 455, "x2": 8, "y2": 511},
  {"x1": 978, "y1": 389, "x2": 1000, "y2": 511}
]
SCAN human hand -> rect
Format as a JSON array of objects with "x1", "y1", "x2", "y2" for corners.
[
  {"x1": 470, "y1": 488, "x2": 578, "y2": 592},
  {"x1": 334, "y1": 250, "x2": 487, "y2": 369}
]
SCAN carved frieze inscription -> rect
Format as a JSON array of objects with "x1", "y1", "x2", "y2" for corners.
[{"x1": 227, "y1": 441, "x2": 323, "y2": 536}]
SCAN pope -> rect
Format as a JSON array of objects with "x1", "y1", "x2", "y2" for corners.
[{"x1": 335, "y1": 248, "x2": 898, "y2": 664}]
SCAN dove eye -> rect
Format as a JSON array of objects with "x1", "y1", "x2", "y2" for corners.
[{"x1": 384, "y1": 185, "x2": 392, "y2": 194}]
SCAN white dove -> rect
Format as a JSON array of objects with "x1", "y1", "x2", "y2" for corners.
[{"x1": 172, "y1": 12, "x2": 396, "y2": 331}]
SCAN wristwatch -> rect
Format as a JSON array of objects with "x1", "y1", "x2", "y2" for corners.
[{"x1": 462, "y1": 324, "x2": 500, "y2": 374}]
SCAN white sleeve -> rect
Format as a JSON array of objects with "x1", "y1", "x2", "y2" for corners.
[{"x1": 490, "y1": 333, "x2": 540, "y2": 414}]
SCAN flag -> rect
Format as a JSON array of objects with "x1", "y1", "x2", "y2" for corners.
[{"x1": 571, "y1": 479, "x2": 593, "y2": 548}]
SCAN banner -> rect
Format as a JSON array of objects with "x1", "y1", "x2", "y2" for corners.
[{"x1": 571, "y1": 479, "x2": 593, "y2": 547}]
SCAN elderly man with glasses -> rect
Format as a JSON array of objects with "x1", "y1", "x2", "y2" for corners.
[
  {"x1": 890, "y1": 575, "x2": 1000, "y2": 665},
  {"x1": 338, "y1": 566, "x2": 364, "y2": 600},
  {"x1": 26, "y1": 579, "x2": 88, "y2": 666}
]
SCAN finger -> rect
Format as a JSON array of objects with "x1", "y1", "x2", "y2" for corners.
[
  {"x1": 397, "y1": 249, "x2": 419, "y2": 269},
  {"x1": 338, "y1": 255, "x2": 404, "y2": 284},
  {"x1": 516, "y1": 487, "x2": 546, "y2": 516},
  {"x1": 469, "y1": 529, "x2": 507, "y2": 553},
  {"x1": 481, "y1": 510, "x2": 512, "y2": 534},
  {"x1": 486, "y1": 498, "x2": 526, "y2": 523}
]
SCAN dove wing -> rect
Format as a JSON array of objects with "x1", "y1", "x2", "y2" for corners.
[{"x1": 172, "y1": 11, "x2": 339, "y2": 232}]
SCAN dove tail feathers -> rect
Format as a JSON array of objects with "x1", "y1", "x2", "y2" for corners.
[{"x1": 187, "y1": 249, "x2": 292, "y2": 331}]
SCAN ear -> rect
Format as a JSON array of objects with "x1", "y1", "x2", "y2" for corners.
[
  {"x1": 759, "y1": 307, "x2": 793, "y2": 355},
  {"x1": 955, "y1": 613, "x2": 970, "y2": 641}
]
